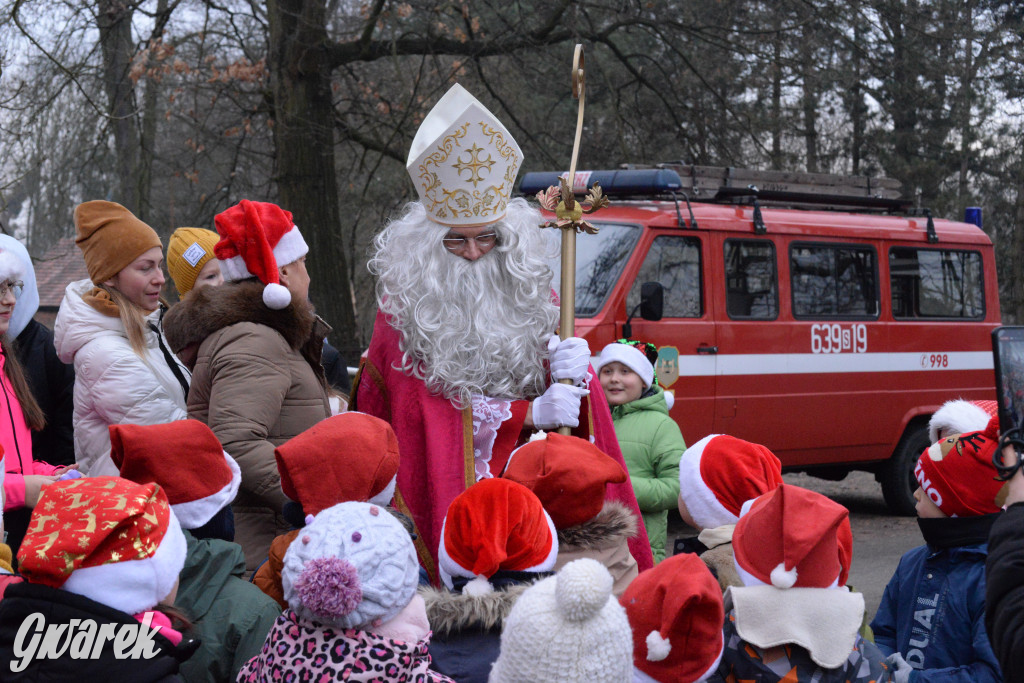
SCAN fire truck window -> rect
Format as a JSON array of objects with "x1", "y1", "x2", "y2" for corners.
[
  {"x1": 548, "y1": 223, "x2": 642, "y2": 318},
  {"x1": 628, "y1": 235, "x2": 702, "y2": 318},
  {"x1": 889, "y1": 248, "x2": 984, "y2": 319},
  {"x1": 725, "y1": 239, "x2": 778, "y2": 319},
  {"x1": 790, "y1": 244, "x2": 878, "y2": 318}
]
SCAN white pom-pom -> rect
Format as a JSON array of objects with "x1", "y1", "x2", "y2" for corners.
[
  {"x1": 263, "y1": 282, "x2": 292, "y2": 309},
  {"x1": 463, "y1": 575, "x2": 494, "y2": 596},
  {"x1": 770, "y1": 562, "x2": 797, "y2": 589},
  {"x1": 646, "y1": 630, "x2": 672, "y2": 662},
  {"x1": 528, "y1": 431, "x2": 549, "y2": 443},
  {"x1": 555, "y1": 558, "x2": 612, "y2": 622},
  {"x1": 664, "y1": 390, "x2": 675, "y2": 410}
]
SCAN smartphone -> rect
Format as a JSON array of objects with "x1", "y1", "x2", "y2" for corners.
[{"x1": 992, "y1": 326, "x2": 1024, "y2": 435}]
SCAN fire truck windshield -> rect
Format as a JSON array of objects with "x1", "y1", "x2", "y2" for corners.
[{"x1": 547, "y1": 222, "x2": 642, "y2": 318}]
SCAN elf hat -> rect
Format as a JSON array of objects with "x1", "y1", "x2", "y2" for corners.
[
  {"x1": 916, "y1": 416, "x2": 1007, "y2": 517},
  {"x1": 282, "y1": 501, "x2": 419, "y2": 630},
  {"x1": 489, "y1": 558, "x2": 633, "y2": 683},
  {"x1": 275, "y1": 412, "x2": 400, "y2": 516},
  {"x1": 928, "y1": 399, "x2": 998, "y2": 444},
  {"x1": 678, "y1": 434, "x2": 783, "y2": 530},
  {"x1": 733, "y1": 484, "x2": 850, "y2": 590},
  {"x1": 438, "y1": 478, "x2": 558, "y2": 592},
  {"x1": 406, "y1": 84, "x2": 523, "y2": 228},
  {"x1": 620, "y1": 553, "x2": 724, "y2": 683},
  {"x1": 167, "y1": 227, "x2": 220, "y2": 295},
  {"x1": 109, "y1": 420, "x2": 241, "y2": 530},
  {"x1": 213, "y1": 199, "x2": 308, "y2": 309},
  {"x1": 501, "y1": 432, "x2": 626, "y2": 529},
  {"x1": 596, "y1": 342, "x2": 655, "y2": 389},
  {"x1": 18, "y1": 477, "x2": 187, "y2": 615}
]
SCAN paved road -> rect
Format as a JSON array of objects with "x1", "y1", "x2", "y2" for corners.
[{"x1": 668, "y1": 471, "x2": 921, "y2": 624}]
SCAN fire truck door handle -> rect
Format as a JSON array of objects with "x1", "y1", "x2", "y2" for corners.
[{"x1": 696, "y1": 345, "x2": 718, "y2": 355}]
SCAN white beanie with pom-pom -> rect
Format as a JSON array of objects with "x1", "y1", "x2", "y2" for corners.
[{"x1": 488, "y1": 558, "x2": 633, "y2": 683}]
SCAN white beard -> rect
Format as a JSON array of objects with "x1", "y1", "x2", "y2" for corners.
[{"x1": 370, "y1": 199, "x2": 559, "y2": 407}]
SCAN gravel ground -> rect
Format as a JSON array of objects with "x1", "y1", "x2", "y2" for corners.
[{"x1": 667, "y1": 470, "x2": 921, "y2": 624}]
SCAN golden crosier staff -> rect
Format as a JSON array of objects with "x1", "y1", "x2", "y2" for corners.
[{"x1": 536, "y1": 44, "x2": 610, "y2": 435}]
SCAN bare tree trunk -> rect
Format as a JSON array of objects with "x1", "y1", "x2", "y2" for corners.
[
  {"x1": 770, "y1": 12, "x2": 783, "y2": 170},
  {"x1": 800, "y1": 23, "x2": 819, "y2": 173},
  {"x1": 1007, "y1": 146, "x2": 1024, "y2": 324},
  {"x1": 97, "y1": 0, "x2": 138, "y2": 212},
  {"x1": 266, "y1": 0, "x2": 360, "y2": 360}
]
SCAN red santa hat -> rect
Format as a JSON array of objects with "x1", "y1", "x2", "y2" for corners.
[
  {"x1": 732, "y1": 484, "x2": 850, "y2": 589},
  {"x1": 678, "y1": 434, "x2": 783, "y2": 530},
  {"x1": 928, "y1": 399, "x2": 998, "y2": 444},
  {"x1": 17, "y1": 477, "x2": 187, "y2": 615},
  {"x1": 501, "y1": 432, "x2": 627, "y2": 529},
  {"x1": 275, "y1": 412, "x2": 400, "y2": 516},
  {"x1": 916, "y1": 416, "x2": 1007, "y2": 517},
  {"x1": 620, "y1": 553, "x2": 724, "y2": 683},
  {"x1": 438, "y1": 478, "x2": 558, "y2": 592},
  {"x1": 213, "y1": 199, "x2": 308, "y2": 310},
  {"x1": 109, "y1": 420, "x2": 241, "y2": 530}
]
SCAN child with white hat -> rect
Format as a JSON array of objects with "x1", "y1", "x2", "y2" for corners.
[
  {"x1": 596, "y1": 339, "x2": 684, "y2": 563},
  {"x1": 239, "y1": 501, "x2": 454, "y2": 682}
]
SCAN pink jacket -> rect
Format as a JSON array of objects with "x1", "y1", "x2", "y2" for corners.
[{"x1": 1, "y1": 346, "x2": 59, "y2": 511}]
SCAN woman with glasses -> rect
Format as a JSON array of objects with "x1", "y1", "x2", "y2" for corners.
[
  {"x1": 54, "y1": 201, "x2": 190, "y2": 477},
  {"x1": 0, "y1": 243, "x2": 76, "y2": 554},
  {"x1": 0, "y1": 235, "x2": 76, "y2": 468}
]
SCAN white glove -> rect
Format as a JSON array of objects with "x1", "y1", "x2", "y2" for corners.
[
  {"x1": 548, "y1": 335, "x2": 591, "y2": 386},
  {"x1": 885, "y1": 652, "x2": 913, "y2": 683},
  {"x1": 531, "y1": 383, "x2": 589, "y2": 430}
]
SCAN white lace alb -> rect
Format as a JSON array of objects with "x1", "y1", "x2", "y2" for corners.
[{"x1": 470, "y1": 394, "x2": 513, "y2": 480}]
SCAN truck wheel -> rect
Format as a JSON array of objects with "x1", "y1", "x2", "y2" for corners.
[{"x1": 880, "y1": 421, "x2": 930, "y2": 516}]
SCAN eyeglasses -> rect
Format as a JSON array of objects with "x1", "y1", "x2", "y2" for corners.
[
  {"x1": 0, "y1": 281, "x2": 23, "y2": 299},
  {"x1": 442, "y1": 232, "x2": 498, "y2": 252}
]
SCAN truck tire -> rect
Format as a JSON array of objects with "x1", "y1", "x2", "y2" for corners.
[{"x1": 880, "y1": 421, "x2": 931, "y2": 516}]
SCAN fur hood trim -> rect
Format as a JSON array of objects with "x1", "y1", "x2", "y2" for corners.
[
  {"x1": 163, "y1": 279, "x2": 316, "y2": 354},
  {"x1": 556, "y1": 501, "x2": 638, "y2": 550},
  {"x1": 420, "y1": 582, "x2": 531, "y2": 637}
]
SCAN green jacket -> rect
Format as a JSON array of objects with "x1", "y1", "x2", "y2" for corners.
[
  {"x1": 610, "y1": 385, "x2": 685, "y2": 563},
  {"x1": 176, "y1": 530, "x2": 282, "y2": 682}
]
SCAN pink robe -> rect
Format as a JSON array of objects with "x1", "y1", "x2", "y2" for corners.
[{"x1": 354, "y1": 311, "x2": 653, "y2": 584}]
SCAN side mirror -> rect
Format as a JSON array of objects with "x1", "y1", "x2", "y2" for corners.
[{"x1": 640, "y1": 281, "x2": 664, "y2": 321}]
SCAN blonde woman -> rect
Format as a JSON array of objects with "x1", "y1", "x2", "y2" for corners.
[{"x1": 54, "y1": 201, "x2": 190, "y2": 475}]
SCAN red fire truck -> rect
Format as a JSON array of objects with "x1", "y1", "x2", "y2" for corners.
[{"x1": 520, "y1": 166, "x2": 1000, "y2": 515}]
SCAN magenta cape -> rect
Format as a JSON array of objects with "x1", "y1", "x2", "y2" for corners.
[{"x1": 353, "y1": 311, "x2": 653, "y2": 583}]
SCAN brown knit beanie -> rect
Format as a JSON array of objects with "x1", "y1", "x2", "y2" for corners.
[
  {"x1": 167, "y1": 227, "x2": 219, "y2": 295},
  {"x1": 74, "y1": 201, "x2": 163, "y2": 285}
]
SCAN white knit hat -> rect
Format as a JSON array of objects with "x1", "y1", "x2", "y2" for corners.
[
  {"x1": 282, "y1": 501, "x2": 419, "y2": 630},
  {"x1": 489, "y1": 558, "x2": 633, "y2": 683},
  {"x1": 596, "y1": 342, "x2": 654, "y2": 389}
]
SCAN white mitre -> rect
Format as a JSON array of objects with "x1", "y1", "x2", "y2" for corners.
[{"x1": 407, "y1": 83, "x2": 523, "y2": 227}]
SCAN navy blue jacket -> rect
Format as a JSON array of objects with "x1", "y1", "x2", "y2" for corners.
[{"x1": 871, "y1": 542, "x2": 1001, "y2": 683}]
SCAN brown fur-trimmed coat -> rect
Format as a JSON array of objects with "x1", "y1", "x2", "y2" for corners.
[
  {"x1": 421, "y1": 581, "x2": 532, "y2": 683},
  {"x1": 163, "y1": 281, "x2": 330, "y2": 571},
  {"x1": 554, "y1": 501, "x2": 639, "y2": 597}
]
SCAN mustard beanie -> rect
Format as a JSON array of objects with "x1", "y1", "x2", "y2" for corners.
[
  {"x1": 167, "y1": 227, "x2": 219, "y2": 295},
  {"x1": 74, "y1": 201, "x2": 163, "y2": 285}
]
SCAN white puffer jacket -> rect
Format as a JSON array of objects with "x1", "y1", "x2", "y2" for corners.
[{"x1": 54, "y1": 279, "x2": 189, "y2": 476}]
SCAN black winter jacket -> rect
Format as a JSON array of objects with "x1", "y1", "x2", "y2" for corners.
[
  {"x1": 0, "y1": 581, "x2": 194, "y2": 682},
  {"x1": 986, "y1": 501, "x2": 1024, "y2": 683},
  {"x1": 14, "y1": 318, "x2": 75, "y2": 466}
]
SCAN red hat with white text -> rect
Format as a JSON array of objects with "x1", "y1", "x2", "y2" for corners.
[
  {"x1": 17, "y1": 477, "x2": 186, "y2": 615},
  {"x1": 928, "y1": 398, "x2": 998, "y2": 444},
  {"x1": 620, "y1": 553, "x2": 724, "y2": 683},
  {"x1": 678, "y1": 434, "x2": 783, "y2": 530},
  {"x1": 438, "y1": 478, "x2": 558, "y2": 592},
  {"x1": 501, "y1": 432, "x2": 626, "y2": 529},
  {"x1": 732, "y1": 484, "x2": 849, "y2": 589},
  {"x1": 213, "y1": 199, "x2": 308, "y2": 309},
  {"x1": 110, "y1": 420, "x2": 241, "y2": 530},
  {"x1": 275, "y1": 412, "x2": 400, "y2": 516},
  {"x1": 916, "y1": 416, "x2": 1006, "y2": 517}
]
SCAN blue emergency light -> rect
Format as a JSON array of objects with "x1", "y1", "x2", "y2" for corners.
[
  {"x1": 518, "y1": 169, "x2": 683, "y2": 197},
  {"x1": 964, "y1": 207, "x2": 983, "y2": 229}
]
